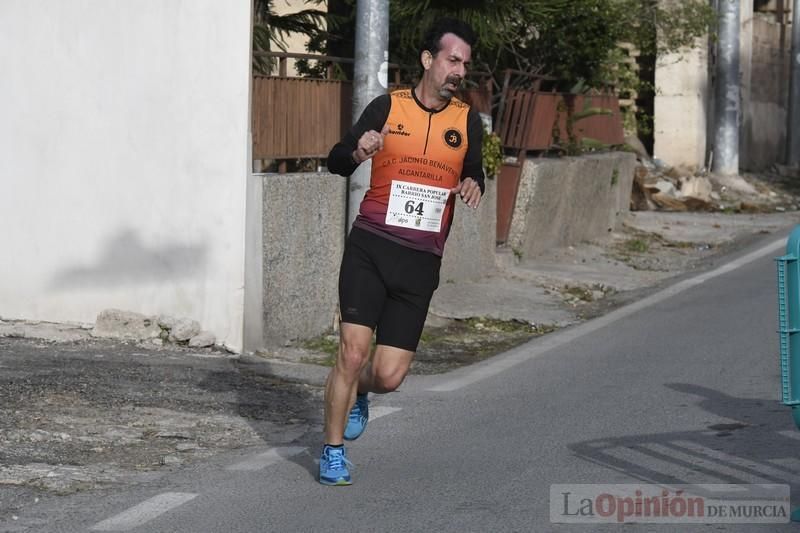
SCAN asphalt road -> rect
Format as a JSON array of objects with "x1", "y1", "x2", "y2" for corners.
[{"x1": 5, "y1": 234, "x2": 799, "y2": 532}]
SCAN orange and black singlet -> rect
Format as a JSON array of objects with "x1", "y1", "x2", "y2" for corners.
[{"x1": 328, "y1": 89, "x2": 485, "y2": 256}]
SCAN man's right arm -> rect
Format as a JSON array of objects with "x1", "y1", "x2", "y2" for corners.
[{"x1": 327, "y1": 94, "x2": 392, "y2": 177}]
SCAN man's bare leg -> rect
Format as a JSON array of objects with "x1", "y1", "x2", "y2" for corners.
[
  {"x1": 357, "y1": 344, "x2": 415, "y2": 394},
  {"x1": 324, "y1": 322, "x2": 374, "y2": 445}
]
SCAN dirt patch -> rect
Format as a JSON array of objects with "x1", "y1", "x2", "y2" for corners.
[
  {"x1": 0, "y1": 338, "x2": 321, "y2": 501},
  {"x1": 297, "y1": 317, "x2": 556, "y2": 375},
  {"x1": 605, "y1": 224, "x2": 718, "y2": 272},
  {"x1": 412, "y1": 318, "x2": 555, "y2": 374}
]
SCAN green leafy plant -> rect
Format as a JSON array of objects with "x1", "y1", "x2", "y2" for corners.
[
  {"x1": 596, "y1": 45, "x2": 645, "y2": 136},
  {"x1": 523, "y1": 0, "x2": 715, "y2": 91},
  {"x1": 482, "y1": 128, "x2": 503, "y2": 179},
  {"x1": 269, "y1": 0, "x2": 716, "y2": 158},
  {"x1": 252, "y1": 0, "x2": 327, "y2": 76}
]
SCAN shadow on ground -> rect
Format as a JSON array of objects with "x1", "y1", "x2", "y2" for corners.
[{"x1": 569, "y1": 383, "x2": 799, "y2": 492}]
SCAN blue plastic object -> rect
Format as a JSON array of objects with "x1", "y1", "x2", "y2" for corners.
[
  {"x1": 776, "y1": 226, "x2": 800, "y2": 429},
  {"x1": 776, "y1": 226, "x2": 800, "y2": 523}
]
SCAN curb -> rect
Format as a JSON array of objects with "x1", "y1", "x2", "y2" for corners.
[{"x1": 238, "y1": 353, "x2": 330, "y2": 387}]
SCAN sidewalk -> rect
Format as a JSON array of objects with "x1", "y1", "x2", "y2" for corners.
[
  {"x1": 1, "y1": 208, "x2": 799, "y2": 519},
  {"x1": 433, "y1": 210, "x2": 797, "y2": 322}
]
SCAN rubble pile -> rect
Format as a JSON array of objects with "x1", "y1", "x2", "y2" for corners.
[
  {"x1": 629, "y1": 155, "x2": 800, "y2": 214},
  {"x1": 91, "y1": 309, "x2": 217, "y2": 348}
]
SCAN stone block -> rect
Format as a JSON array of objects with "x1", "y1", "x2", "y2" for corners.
[
  {"x1": 440, "y1": 177, "x2": 497, "y2": 282},
  {"x1": 170, "y1": 318, "x2": 201, "y2": 342},
  {"x1": 260, "y1": 173, "x2": 346, "y2": 346},
  {"x1": 506, "y1": 153, "x2": 636, "y2": 258},
  {"x1": 91, "y1": 309, "x2": 160, "y2": 340}
]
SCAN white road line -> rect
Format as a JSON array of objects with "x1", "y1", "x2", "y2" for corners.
[
  {"x1": 369, "y1": 405, "x2": 402, "y2": 420},
  {"x1": 674, "y1": 441, "x2": 800, "y2": 484},
  {"x1": 665, "y1": 440, "x2": 793, "y2": 484},
  {"x1": 227, "y1": 446, "x2": 307, "y2": 471},
  {"x1": 429, "y1": 237, "x2": 787, "y2": 392},
  {"x1": 90, "y1": 492, "x2": 198, "y2": 531},
  {"x1": 778, "y1": 430, "x2": 800, "y2": 441}
]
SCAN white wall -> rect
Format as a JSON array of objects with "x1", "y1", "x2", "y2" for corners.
[
  {"x1": 653, "y1": 41, "x2": 709, "y2": 169},
  {"x1": 0, "y1": 1, "x2": 252, "y2": 351}
]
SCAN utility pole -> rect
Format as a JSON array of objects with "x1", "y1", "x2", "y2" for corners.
[
  {"x1": 788, "y1": 0, "x2": 800, "y2": 166},
  {"x1": 347, "y1": 0, "x2": 389, "y2": 232},
  {"x1": 712, "y1": 0, "x2": 741, "y2": 176}
]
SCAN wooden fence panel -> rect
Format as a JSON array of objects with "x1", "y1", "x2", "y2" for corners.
[
  {"x1": 459, "y1": 87, "x2": 492, "y2": 115},
  {"x1": 253, "y1": 76, "x2": 491, "y2": 163},
  {"x1": 253, "y1": 76, "x2": 624, "y2": 161},
  {"x1": 498, "y1": 91, "x2": 624, "y2": 152},
  {"x1": 499, "y1": 89, "x2": 536, "y2": 150},
  {"x1": 570, "y1": 94, "x2": 625, "y2": 146},
  {"x1": 524, "y1": 92, "x2": 558, "y2": 150},
  {"x1": 252, "y1": 76, "x2": 353, "y2": 160}
]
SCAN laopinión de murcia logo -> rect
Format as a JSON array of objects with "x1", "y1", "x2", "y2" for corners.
[{"x1": 550, "y1": 484, "x2": 790, "y2": 524}]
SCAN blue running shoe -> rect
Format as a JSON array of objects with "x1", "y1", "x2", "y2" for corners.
[
  {"x1": 319, "y1": 445, "x2": 352, "y2": 486},
  {"x1": 344, "y1": 393, "x2": 369, "y2": 441}
]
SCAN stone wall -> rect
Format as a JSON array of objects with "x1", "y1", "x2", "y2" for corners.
[
  {"x1": 257, "y1": 173, "x2": 497, "y2": 346},
  {"x1": 506, "y1": 153, "x2": 637, "y2": 258},
  {"x1": 439, "y1": 178, "x2": 497, "y2": 283},
  {"x1": 258, "y1": 156, "x2": 632, "y2": 346},
  {"x1": 260, "y1": 173, "x2": 346, "y2": 346}
]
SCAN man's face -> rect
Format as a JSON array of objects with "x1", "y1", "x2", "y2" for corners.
[{"x1": 423, "y1": 33, "x2": 472, "y2": 101}]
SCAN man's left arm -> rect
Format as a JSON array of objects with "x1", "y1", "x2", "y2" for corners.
[{"x1": 453, "y1": 107, "x2": 486, "y2": 209}]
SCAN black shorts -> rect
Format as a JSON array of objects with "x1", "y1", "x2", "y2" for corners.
[{"x1": 339, "y1": 226, "x2": 441, "y2": 352}]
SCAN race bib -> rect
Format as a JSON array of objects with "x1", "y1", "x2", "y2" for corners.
[{"x1": 385, "y1": 180, "x2": 450, "y2": 232}]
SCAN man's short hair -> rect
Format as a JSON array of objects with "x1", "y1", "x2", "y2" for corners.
[{"x1": 419, "y1": 18, "x2": 478, "y2": 60}]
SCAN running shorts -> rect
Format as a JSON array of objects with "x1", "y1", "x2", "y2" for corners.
[{"x1": 338, "y1": 226, "x2": 441, "y2": 352}]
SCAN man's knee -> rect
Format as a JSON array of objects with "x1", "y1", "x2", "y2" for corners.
[
  {"x1": 337, "y1": 342, "x2": 369, "y2": 376},
  {"x1": 335, "y1": 323, "x2": 373, "y2": 377},
  {"x1": 372, "y1": 367, "x2": 407, "y2": 393}
]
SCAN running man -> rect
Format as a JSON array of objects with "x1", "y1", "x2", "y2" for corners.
[{"x1": 320, "y1": 18, "x2": 485, "y2": 485}]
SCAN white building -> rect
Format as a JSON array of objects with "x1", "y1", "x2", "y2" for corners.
[{"x1": 0, "y1": 1, "x2": 255, "y2": 351}]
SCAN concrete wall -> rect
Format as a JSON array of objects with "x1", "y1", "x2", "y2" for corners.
[
  {"x1": 258, "y1": 173, "x2": 497, "y2": 346},
  {"x1": 0, "y1": 1, "x2": 253, "y2": 351},
  {"x1": 440, "y1": 178, "x2": 497, "y2": 282},
  {"x1": 654, "y1": 2, "x2": 791, "y2": 172},
  {"x1": 260, "y1": 173, "x2": 347, "y2": 346},
  {"x1": 653, "y1": 41, "x2": 709, "y2": 169},
  {"x1": 739, "y1": 0, "x2": 754, "y2": 171},
  {"x1": 742, "y1": 15, "x2": 791, "y2": 169},
  {"x1": 244, "y1": 170, "x2": 265, "y2": 352},
  {"x1": 507, "y1": 153, "x2": 636, "y2": 258}
]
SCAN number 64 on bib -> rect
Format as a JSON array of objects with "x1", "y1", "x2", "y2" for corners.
[{"x1": 385, "y1": 180, "x2": 450, "y2": 233}]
